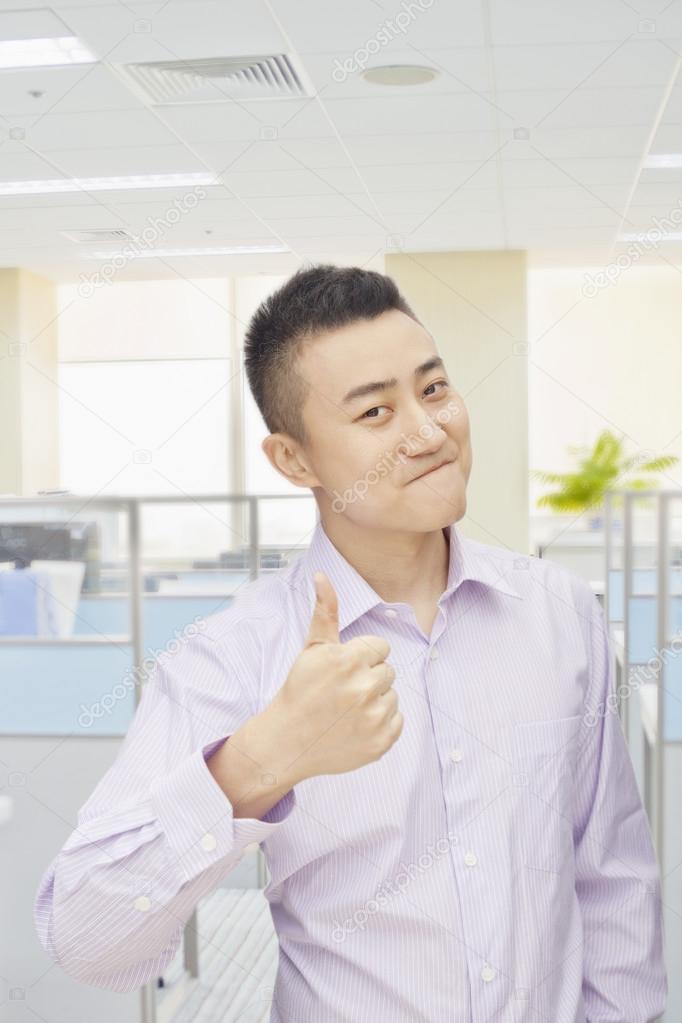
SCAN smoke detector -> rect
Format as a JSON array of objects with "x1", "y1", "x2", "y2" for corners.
[
  {"x1": 115, "y1": 53, "x2": 312, "y2": 105},
  {"x1": 362, "y1": 65, "x2": 438, "y2": 86}
]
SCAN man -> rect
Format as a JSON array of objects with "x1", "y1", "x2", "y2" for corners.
[{"x1": 35, "y1": 265, "x2": 666, "y2": 1021}]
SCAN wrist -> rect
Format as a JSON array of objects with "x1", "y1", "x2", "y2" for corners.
[{"x1": 236, "y1": 703, "x2": 307, "y2": 791}]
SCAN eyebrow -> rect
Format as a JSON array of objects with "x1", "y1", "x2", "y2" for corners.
[{"x1": 341, "y1": 356, "x2": 446, "y2": 405}]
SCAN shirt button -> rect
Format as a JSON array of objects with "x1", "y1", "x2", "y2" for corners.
[
  {"x1": 201, "y1": 832, "x2": 217, "y2": 851},
  {"x1": 449, "y1": 748, "x2": 463, "y2": 763},
  {"x1": 244, "y1": 841, "x2": 260, "y2": 854},
  {"x1": 464, "y1": 851, "x2": 478, "y2": 867},
  {"x1": 481, "y1": 965, "x2": 496, "y2": 982},
  {"x1": 384, "y1": 608, "x2": 398, "y2": 618},
  {"x1": 429, "y1": 648, "x2": 439, "y2": 660},
  {"x1": 134, "y1": 895, "x2": 151, "y2": 912}
]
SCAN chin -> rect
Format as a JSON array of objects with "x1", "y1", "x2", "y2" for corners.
[{"x1": 406, "y1": 496, "x2": 466, "y2": 532}]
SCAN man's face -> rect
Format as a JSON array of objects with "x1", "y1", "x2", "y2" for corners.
[{"x1": 292, "y1": 307, "x2": 473, "y2": 532}]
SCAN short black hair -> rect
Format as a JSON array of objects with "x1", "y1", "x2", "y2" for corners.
[{"x1": 243, "y1": 263, "x2": 421, "y2": 446}]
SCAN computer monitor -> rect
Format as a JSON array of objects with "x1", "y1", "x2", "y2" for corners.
[{"x1": 0, "y1": 521, "x2": 101, "y2": 592}]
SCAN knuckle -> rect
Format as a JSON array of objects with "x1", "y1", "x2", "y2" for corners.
[
  {"x1": 325, "y1": 643, "x2": 347, "y2": 669},
  {"x1": 356, "y1": 634, "x2": 390, "y2": 659}
]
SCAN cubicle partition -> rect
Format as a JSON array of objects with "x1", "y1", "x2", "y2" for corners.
[
  {"x1": 604, "y1": 488, "x2": 682, "y2": 1022},
  {"x1": 0, "y1": 493, "x2": 316, "y2": 1023}
]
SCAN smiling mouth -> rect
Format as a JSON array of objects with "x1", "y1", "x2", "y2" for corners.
[{"x1": 410, "y1": 458, "x2": 456, "y2": 483}]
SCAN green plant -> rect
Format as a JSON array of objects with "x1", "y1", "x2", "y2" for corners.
[{"x1": 530, "y1": 429, "x2": 679, "y2": 514}]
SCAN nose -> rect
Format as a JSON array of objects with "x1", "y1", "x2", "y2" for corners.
[{"x1": 397, "y1": 401, "x2": 448, "y2": 460}]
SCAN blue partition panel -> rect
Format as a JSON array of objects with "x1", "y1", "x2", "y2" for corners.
[
  {"x1": 664, "y1": 653, "x2": 682, "y2": 742},
  {"x1": 13, "y1": 597, "x2": 237, "y2": 738},
  {"x1": 0, "y1": 643, "x2": 136, "y2": 736},
  {"x1": 142, "y1": 596, "x2": 233, "y2": 656},
  {"x1": 75, "y1": 595, "x2": 235, "y2": 648},
  {"x1": 74, "y1": 597, "x2": 129, "y2": 636},
  {"x1": 628, "y1": 596, "x2": 682, "y2": 664},
  {"x1": 609, "y1": 568, "x2": 682, "y2": 623}
]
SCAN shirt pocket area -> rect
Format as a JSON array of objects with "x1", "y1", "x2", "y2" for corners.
[{"x1": 511, "y1": 714, "x2": 582, "y2": 875}]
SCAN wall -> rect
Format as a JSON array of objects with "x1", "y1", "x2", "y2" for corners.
[
  {"x1": 386, "y1": 249, "x2": 530, "y2": 554},
  {"x1": 528, "y1": 264, "x2": 682, "y2": 519}
]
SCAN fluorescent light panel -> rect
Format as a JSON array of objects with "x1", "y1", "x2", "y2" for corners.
[
  {"x1": 86, "y1": 244, "x2": 290, "y2": 258},
  {"x1": 0, "y1": 173, "x2": 218, "y2": 196},
  {"x1": 0, "y1": 35, "x2": 96, "y2": 68},
  {"x1": 643, "y1": 154, "x2": 682, "y2": 168},
  {"x1": 619, "y1": 232, "x2": 682, "y2": 241}
]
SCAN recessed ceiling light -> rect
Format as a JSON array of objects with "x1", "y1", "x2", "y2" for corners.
[
  {"x1": 0, "y1": 173, "x2": 217, "y2": 196},
  {"x1": 84, "y1": 244, "x2": 290, "y2": 259},
  {"x1": 361, "y1": 64, "x2": 438, "y2": 86},
  {"x1": 619, "y1": 232, "x2": 682, "y2": 241},
  {"x1": 0, "y1": 36, "x2": 96, "y2": 68},
  {"x1": 643, "y1": 154, "x2": 682, "y2": 168}
]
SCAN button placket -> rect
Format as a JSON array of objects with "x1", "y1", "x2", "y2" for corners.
[{"x1": 424, "y1": 645, "x2": 501, "y2": 1010}]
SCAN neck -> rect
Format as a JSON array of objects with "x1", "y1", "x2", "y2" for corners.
[{"x1": 318, "y1": 514, "x2": 452, "y2": 606}]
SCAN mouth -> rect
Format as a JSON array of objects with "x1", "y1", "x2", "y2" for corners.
[{"x1": 409, "y1": 457, "x2": 456, "y2": 483}]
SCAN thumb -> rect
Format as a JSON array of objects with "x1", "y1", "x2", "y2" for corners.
[{"x1": 306, "y1": 571, "x2": 340, "y2": 646}]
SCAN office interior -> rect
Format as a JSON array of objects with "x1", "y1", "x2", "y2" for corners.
[{"x1": 1, "y1": 0, "x2": 682, "y2": 1020}]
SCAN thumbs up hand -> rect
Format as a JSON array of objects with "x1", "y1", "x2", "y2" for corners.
[{"x1": 264, "y1": 571, "x2": 403, "y2": 785}]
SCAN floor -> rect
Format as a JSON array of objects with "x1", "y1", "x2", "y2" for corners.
[{"x1": 160, "y1": 888, "x2": 279, "y2": 1023}]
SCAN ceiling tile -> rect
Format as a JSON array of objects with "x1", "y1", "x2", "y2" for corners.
[
  {"x1": 321, "y1": 93, "x2": 496, "y2": 134},
  {"x1": 489, "y1": 0, "x2": 636, "y2": 45},
  {"x1": 271, "y1": 0, "x2": 484, "y2": 53},
  {"x1": 0, "y1": 64, "x2": 142, "y2": 118},
  {"x1": 4, "y1": 109, "x2": 179, "y2": 151}
]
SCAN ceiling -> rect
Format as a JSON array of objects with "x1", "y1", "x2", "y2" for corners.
[{"x1": 1, "y1": 0, "x2": 682, "y2": 280}]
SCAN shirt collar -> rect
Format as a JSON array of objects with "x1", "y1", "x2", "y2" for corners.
[{"x1": 302, "y1": 519, "x2": 523, "y2": 633}]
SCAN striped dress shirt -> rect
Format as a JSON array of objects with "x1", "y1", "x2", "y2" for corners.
[{"x1": 34, "y1": 519, "x2": 666, "y2": 1021}]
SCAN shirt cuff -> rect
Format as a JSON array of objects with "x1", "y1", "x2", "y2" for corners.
[{"x1": 149, "y1": 735, "x2": 297, "y2": 884}]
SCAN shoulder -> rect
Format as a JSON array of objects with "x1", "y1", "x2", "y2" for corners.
[
  {"x1": 465, "y1": 534, "x2": 598, "y2": 620},
  {"x1": 148, "y1": 565, "x2": 303, "y2": 709},
  {"x1": 199, "y1": 556, "x2": 310, "y2": 654}
]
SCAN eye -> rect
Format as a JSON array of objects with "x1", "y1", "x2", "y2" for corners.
[
  {"x1": 424, "y1": 379, "x2": 449, "y2": 397},
  {"x1": 358, "y1": 381, "x2": 449, "y2": 421},
  {"x1": 359, "y1": 404, "x2": 391, "y2": 421}
]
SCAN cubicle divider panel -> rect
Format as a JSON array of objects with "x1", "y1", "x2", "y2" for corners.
[
  {"x1": 0, "y1": 640, "x2": 137, "y2": 736},
  {"x1": 627, "y1": 595, "x2": 682, "y2": 665}
]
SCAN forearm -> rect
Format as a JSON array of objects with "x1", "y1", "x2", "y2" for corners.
[
  {"x1": 206, "y1": 706, "x2": 302, "y2": 821},
  {"x1": 37, "y1": 732, "x2": 299, "y2": 990},
  {"x1": 36, "y1": 827, "x2": 234, "y2": 990}
]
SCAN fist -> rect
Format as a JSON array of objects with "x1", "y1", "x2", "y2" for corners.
[{"x1": 267, "y1": 571, "x2": 404, "y2": 783}]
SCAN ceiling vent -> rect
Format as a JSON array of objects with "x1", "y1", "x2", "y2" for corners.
[
  {"x1": 62, "y1": 228, "x2": 133, "y2": 243},
  {"x1": 116, "y1": 53, "x2": 312, "y2": 105}
]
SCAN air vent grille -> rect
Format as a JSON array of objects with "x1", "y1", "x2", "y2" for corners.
[
  {"x1": 62, "y1": 228, "x2": 133, "y2": 243},
  {"x1": 117, "y1": 53, "x2": 310, "y2": 105}
]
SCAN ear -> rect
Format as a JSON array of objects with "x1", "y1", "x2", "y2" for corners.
[{"x1": 261, "y1": 433, "x2": 322, "y2": 489}]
